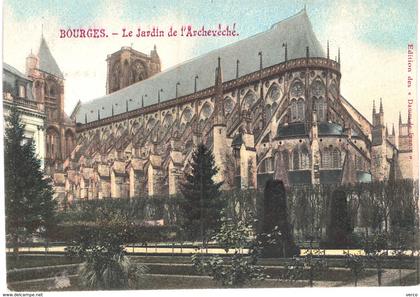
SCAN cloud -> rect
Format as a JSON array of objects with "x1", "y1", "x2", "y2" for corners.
[
  {"x1": 3, "y1": 1, "x2": 200, "y2": 114},
  {"x1": 317, "y1": 0, "x2": 412, "y2": 128}
]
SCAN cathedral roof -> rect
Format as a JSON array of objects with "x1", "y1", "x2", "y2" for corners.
[
  {"x1": 76, "y1": 9, "x2": 324, "y2": 124},
  {"x1": 38, "y1": 37, "x2": 64, "y2": 79}
]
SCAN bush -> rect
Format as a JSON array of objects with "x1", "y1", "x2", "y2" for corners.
[{"x1": 191, "y1": 216, "x2": 266, "y2": 288}]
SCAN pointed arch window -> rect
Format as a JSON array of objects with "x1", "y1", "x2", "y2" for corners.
[
  {"x1": 321, "y1": 148, "x2": 331, "y2": 168},
  {"x1": 291, "y1": 99, "x2": 298, "y2": 121},
  {"x1": 292, "y1": 148, "x2": 300, "y2": 170},
  {"x1": 297, "y1": 98, "x2": 305, "y2": 121},
  {"x1": 315, "y1": 97, "x2": 326, "y2": 122},
  {"x1": 282, "y1": 150, "x2": 289, "y2": 170},
  {"x1": 300, "y1": 147, "x2": 310, "y2": 169},
  {"x1": 332, "y1": 148, "x2": 341, "y2": 168},
  {"x1": 265, "y1": 104, "x2": 272, "y2": 120}
]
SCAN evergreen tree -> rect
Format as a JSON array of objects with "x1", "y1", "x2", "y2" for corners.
[
  {"x1": 180, "y1": 143, "x2": 223, "y2": 242},
  {"x1": 325, "y1": 188, "x2": 352, "y2": 248},
  {"x1": 259, "y1": 179, "x2": 298, "y2": 257},
  {"x1": 4, "y1": 105, "x2": 57, "y2": 257}
]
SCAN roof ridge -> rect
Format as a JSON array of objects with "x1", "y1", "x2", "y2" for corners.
[{"x1": 270, "y1": 8, "x2": 307, "y2": 29}]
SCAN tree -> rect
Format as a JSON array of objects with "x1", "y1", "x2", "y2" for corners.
[
  {"x1": 344, "y1": 251, "x2": 365, "y2": 287},
  {"x1": 4, "y1": 105, "x2": 57, "y2": 258},
  {"x1": 325, "y1": 188, "x2": 352, "y2": 248},
  {"x1": 286, "y1": 248, "x2": 328, "y2": 287},
  {"x1": 363, "y1": 232, "x2": 388, "y2": 286},
  {"x1": 191, "y1": 216, "x2": 266, "y2": 288},
  {"x1": 180, "y1": 143, "x2": 224, "y2": 242},
  {"x1": 259, "y1": 179, "x2": 298, "y2": 257}
]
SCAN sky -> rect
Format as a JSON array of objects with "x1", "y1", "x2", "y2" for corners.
[{"x1": 3, "y1": 0, "x2": 417, "y2": 129}]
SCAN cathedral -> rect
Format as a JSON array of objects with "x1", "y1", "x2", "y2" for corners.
[{"x1": 46, "y1": 9, "x2": 412, "y2": 202}]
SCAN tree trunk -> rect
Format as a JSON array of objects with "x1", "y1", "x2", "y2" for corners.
[
  {"x1": 13, "y1": 234, "x2": 19, "y2": 262},
  {"x1": 309, "y1": 269, "x2": 313, "y2": 287}
]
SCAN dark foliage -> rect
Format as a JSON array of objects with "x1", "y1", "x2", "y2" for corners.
[
  {"x1": 324, "y1": 188, "x2": 352, "y2": 248},
  {"x1": 191, "y1": 217, "x2": 266, "y2": 288},
  {"x1": 66, "y1": 207, "x2": 147, "y2": 289},
  {"x1": 259, "y1": 179, "x2": 298, "y2": 257},
  {"x1": 179, "y1": 143, "x2": 224, "y2": 241},
  {"x1": 4, "y1": 105, "x2": 57, "y2": 255}
]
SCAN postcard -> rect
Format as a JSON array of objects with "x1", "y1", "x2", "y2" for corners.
[{"x1": 1, "y1": 0, "x2": 419, "y2": 296}]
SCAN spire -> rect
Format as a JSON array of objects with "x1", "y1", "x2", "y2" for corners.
[
  {"x1": 379, "y1": 97, "x2": 383, "y2": 113},
  {"x1": 338, "y1": 47, "x2": 341, "y2": 64},
  {"x1": 282, "y1": 42, "x2": 288, "y2": 61},
  {"x1": 372, "y1": 100, "x2": 376, "y2": 114},
  {"x1": 112, "y1": 104, "x2": 114, "y2": 116},
  {"x1": 214, "y1": 57, "x2": 225, "y2": 126},
  {"x1": 38, "y1": 37, "x2": 64, "y2": 78},
  {"x1": 215, "y1": 56, "x2": 222, "y2": 86},
  {"x1": 399, "y1": 111, "x2": 402, "y2": 124},
  {"x1": 327, "y1": 40, "x2": 330, "y2": 59},
  {"x1": 386, "y1": 124, "x2": 389, "y2": 136},
  {"x1": 392, "y1": 123, "x2": 395, "y2": 136},
  {"x1": 236, "y1": 59, "x2": 240, "y2": 78}
]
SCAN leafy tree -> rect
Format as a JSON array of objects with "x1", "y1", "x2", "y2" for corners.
[
  {"x1": 4, "y1": 105, "x2": 57, "y2": 258},
  {"x1": 66, "y1": 207, "x2": 147, "y2": 289},
  {"x1": 180, "y1": 143, "x2": 224, "y2": 242},
  {"x1": 191, "y1": 216, "x2": 266, "y2": 288},
  {"x1": 286, "y1": 248, "x2": 328, "y2": 287},
  {"x1": 363, "y1": 232, "x2": 388, "y2": 286}
]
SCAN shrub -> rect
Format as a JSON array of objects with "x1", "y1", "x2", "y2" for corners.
[{"x1": 191, "y1": 216, "x2": 266, "y2": 288}]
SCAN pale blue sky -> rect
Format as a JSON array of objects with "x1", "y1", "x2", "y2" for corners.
[{"x1": 6, "y1": 0, "x2": 416, "y2": 50}]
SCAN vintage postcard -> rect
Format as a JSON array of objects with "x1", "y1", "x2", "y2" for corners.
[{"x1": 1, "y1": 0, "x2": 419, "y2": 295}]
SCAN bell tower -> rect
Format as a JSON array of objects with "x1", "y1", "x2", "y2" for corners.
[{"x1": 106, "y1": 45, "x2": 161, "y2": 94}]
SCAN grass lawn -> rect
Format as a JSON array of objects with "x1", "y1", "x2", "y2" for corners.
[{"x1": 7, "y1": 255, "x2": 82, "y2": 270}]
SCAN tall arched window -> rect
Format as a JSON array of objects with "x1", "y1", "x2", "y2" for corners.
[
  {"x1": 265, "y1": 104, "x2": 272, "y2": 120},
  {"x1": 46, "y1": 127, "x2": 60, "y2": 159},
  {"x1": 297, "y1": 98, "x2": 305, "y2": 121},
  {"x1": 300, "y1": 147, "x2": 310, "y2": 169},
  {"x1": 315, "y1": 97, "x2": 326, "y2": 121},
  {"x1": 64, "y1": 130, "x2": 75, "y2": 158},
  {"x1": 291, "y1": 99, "x2": 298, "y2": 121},
  {"x1": 321, "y1": 147, "x2": 341, "y2": 168},
  {"x1": 282, "y1": 150, "x2": 289, "y2": 170},
  {"x1": 321, "y1": 148, "x2": 331, "y2": 168},
  {"x1": 332, "y1": 148, "x2": 341, "y2": 168},
  {"x1": 292, "y1": 148, "x2": 300, "y2": 170}
]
